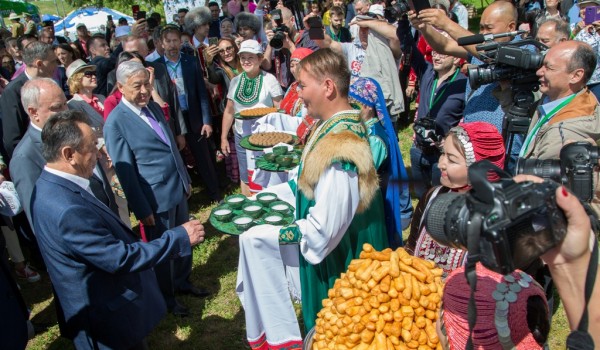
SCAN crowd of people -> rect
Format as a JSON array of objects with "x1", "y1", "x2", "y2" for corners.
[{"x1": 0, "y1": 0, "x2": 599, "y2": 349}]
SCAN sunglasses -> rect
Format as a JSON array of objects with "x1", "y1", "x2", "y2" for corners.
[
  {"x1": 219, "y1": 46, "x2": 235, "y2": 53},
  {"x1": 83, "y1": 70, "x2": 97, "y2": 77}
]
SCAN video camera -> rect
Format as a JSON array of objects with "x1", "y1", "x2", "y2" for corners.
[
  {"x1": 425, "y1": 160, "x2": 568, "y2": 274},
  {"x1": 270, "y1": 9, "x2": 291, "y2": 50},
  {"x1": 516, "y1": 142, "x2": 599, "y2": 202},
  {"x1": 460, "y1": 33, "x2": 547, "y2": 89}
]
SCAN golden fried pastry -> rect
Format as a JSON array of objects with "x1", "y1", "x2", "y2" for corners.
[
  {"x1": 249, "y1": 132, "x2": 294, "y2": 147},
  {"x1": 239, "y1": 107, "x2": 278, "y2": 118}
]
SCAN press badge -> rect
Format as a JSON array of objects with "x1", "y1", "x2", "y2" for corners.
[{"x1": 174, "y1": 77, "x2": 188, "y2": 110}]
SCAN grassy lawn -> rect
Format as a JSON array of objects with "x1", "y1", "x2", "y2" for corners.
[
  {"x1": 20, "y1": 120, "x2": 571, "y2": 349},
  {"x1": 15, "y1": 5, "x2": 572, "y2": 349}
]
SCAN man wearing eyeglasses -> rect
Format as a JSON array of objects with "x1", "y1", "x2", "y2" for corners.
[{"x1": 153, "y1": 25, "x2": 222, "y2": 202}]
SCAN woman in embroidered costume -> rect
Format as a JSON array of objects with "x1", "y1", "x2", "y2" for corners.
[
  {"x1": 206, "y1": 37, "x2": 243, "y2": 184},
  {"x1": 235, "y1": 49, "x2": 387, "y2": 350},
  {"x1": 220, "y1": 40, "x2": 283, "y2": 195},
  {"x1": 348, "y1": 77, "x2": 413, "y2": 248},
  {"x1": 405, "y1": 121, "x2": 505, "y2": 276},
  {"x1": 439, "y1": 263, "x2": 549, "y2": 349}
]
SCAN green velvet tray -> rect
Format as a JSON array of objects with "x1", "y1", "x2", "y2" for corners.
[
  {"x1": 234, "y1": 113, "x2": 261, "y2": 121},
  {"x1": 239, "y1": 135, "x2": 298, "y2": 151},
  {"x1": 209, "y1": 200, "x2": 294, "y2": 235}
]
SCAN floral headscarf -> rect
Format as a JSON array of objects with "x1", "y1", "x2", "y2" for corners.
[{"x1": 349, "y1": 77, "x2": 413, "y2": 246}]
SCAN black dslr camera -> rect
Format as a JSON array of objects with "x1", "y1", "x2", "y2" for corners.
[
  {"x1": 516, "y1": 142, "x2": 599, "y2": 202},
  {"x1": 425, "y1": 160, "x2": 567, "y2": 274},
  {"x1": 413, "y1": 117, "x2": 440, "y2": 150},
  {"x1": 384, "y1": 0, "x2": 410, "y2": 21},
  {"x1": 467, "y1": 39, "x2": 546, "y2": 89},
  {"x1": 270, "y1": 9, "x2": 291, "y2": 50}
]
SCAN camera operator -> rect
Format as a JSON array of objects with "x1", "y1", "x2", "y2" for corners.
[
  {"x1": 315, "y1": 15, "x2": 405, "y2": 124},
  {"x1": 397, "y1": 16, "x2": 466, "y2": 198},
  {"x1": 519, "y1": 41, "x2": 600, "y2": 160},
  {"x1": 535, "y1": 18, "x2": 570, "y2": 48},
  {"x1": 410, "y1": 2, "x2": 532, "y2": 167},
  {"x1": 262, "y1": 7, "x2": 319, "y2": 89},
  {"x1": 514, "y1": 174, "x2": 600, "y2": 347},
  {"x1": 571, "y1": 0, "x2": 600, "y2": 100}
]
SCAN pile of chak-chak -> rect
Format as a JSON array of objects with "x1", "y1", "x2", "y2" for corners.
[{"x1": 313, "y1": 244, "x2": 445, "y2": 350}]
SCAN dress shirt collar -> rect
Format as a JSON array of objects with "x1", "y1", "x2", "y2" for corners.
[
  {"x1": 44, "y1": 166, "x2": 91, "y2": 193},
  {"x1": 121, "y1": 96, "x2": 143, "y2": 116},
  {"x1": 30, "y1": 122, "x2": 42, "y2": 132},
  {"x1": 193, "y1": 35, "x2": 209, "y2": 48},
  {"x1": 539, "y1": 93, "x2": 576, "y2": 116}
]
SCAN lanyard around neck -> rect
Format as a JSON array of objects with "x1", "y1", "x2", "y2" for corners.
[
  {"x1": 165, "y1": 56, "x2": 181, "y2": 77},
  {"x1": 428, "y1": 69, "x2": 460, "y2": 110},
  {"x1": 520, "y1": 94, "x2": 576, "y2": 156}
]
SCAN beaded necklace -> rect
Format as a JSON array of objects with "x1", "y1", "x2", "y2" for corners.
[{"x1": 234, "y1": 72, "x2": 263, "y2": 106}]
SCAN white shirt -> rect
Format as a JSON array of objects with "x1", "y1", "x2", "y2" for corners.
[
  {"x1": 44, "y1": 166, "x2": 91, "y2": 195},
  {"x1": 145, "y1": 50, "x2": 161, "y2": 62},
  {"x1": 121, "y1": 98, "x2": 155, "y2": 128},
  {"x1": 193, "y1": 35, "x2": 209, "y2": 48},
  {"x1": 30, "y1": 122, "x2": 42, "y2": 132},
  {"x1": 341, "y1": 41, "x2": 365, "y2": 78},
  {"x1": 227, "y1": 71, "x2": 283, "y2": 135}
]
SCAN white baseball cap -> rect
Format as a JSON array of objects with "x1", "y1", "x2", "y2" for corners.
[
  {"x1": 238, "y1": 39, "x2": 263, "y2": 55},
  {"x1": 368, "y1": 4, "x2": 385, "y2": 17}
]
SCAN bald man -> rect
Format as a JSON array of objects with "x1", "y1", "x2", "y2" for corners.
[
  {"x1": 408, "y1": 1, "x2": 529, "y2": 169},
  {"x1": 535, "y1": 18, "x2": 569, "y2": 48},
  {"x1": 520, "y1": 41, "x2": 600, "y2": 160},
  {"x1": 10, "y1": 79, "x2": 68, "y2": 225}
]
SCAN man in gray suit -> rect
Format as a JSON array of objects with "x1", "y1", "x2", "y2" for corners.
[
  {"x1": 122, "y1": 36, "x2": 188, "y2": 150},
  {"x1": 10, "y1": 78, "x2": 68, "y2": 225},
  {"x1": 104, "y1": 61, "x2": 207, "y2": 317}
]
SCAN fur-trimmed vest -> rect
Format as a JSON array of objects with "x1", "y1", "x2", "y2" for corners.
[{"x1": 297, "y1": 122, "x2": 379, "y2": 213}]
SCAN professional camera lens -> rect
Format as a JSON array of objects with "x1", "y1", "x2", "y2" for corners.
[
  {"x1": 425, "y1": 192, "x2": 469, "y2": 249},
  {"x1": 270, "y1": 31, "x2": 285, "y2": 50},
  {"x1": 515, "y1": 158, "x2": 562, "y2": 183}
]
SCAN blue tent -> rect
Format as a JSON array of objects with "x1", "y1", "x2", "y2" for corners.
[
  {"x1": 54, "y1": 7, "x2": 133, "y2": 37},
  {"x1": 42, "y1": 14, "x2": 61, "y2": 22}
]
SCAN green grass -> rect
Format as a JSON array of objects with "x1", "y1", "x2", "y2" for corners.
[
  {"x1": 8, "y1": 1, "x2": 570, "y2": 348},
  {"x1": 19, "y1": 120, "x2": 571, "y2": 349}
]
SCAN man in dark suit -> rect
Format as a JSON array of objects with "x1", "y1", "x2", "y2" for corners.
[
  {"x1": 0, "y1": 232, "x2": 30, "y2": 350},
  {"x1": 88, "y1": 34, "x2": 122, "y2": 97},
  {"x1": 32, "y1": 110, "x2": 205, "y2": 349},
  {"x1": 157, "y1": 25, "x2": 221, "y2": 201},
  {"x1": 104, "y1": 61, "x2": 208, "y2": 316},
  {"x1": 0, "y1": 42, "x2": 57, "y2": 158}
]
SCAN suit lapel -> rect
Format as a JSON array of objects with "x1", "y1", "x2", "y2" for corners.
[
  {"x1": 118, "y1": 102, "x2": 169, "y2": 146},
  {"x1": 41, "y1": 171, "x2": 135, "y2": 235},
  {"x1": 147, "y1": 102, "x2": 173, "y2": 147}
]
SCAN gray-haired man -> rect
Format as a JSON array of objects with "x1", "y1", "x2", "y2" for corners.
[{"x1": 104, "y1": 61, "x2": 209, "y2": 317}]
